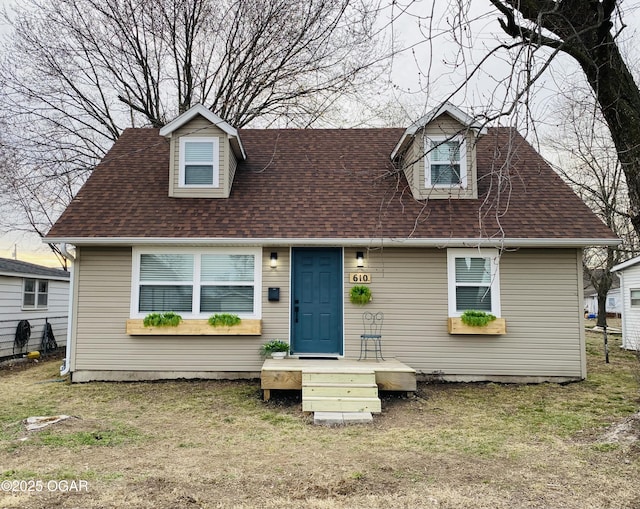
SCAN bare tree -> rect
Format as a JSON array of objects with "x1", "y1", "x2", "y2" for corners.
[
  {"x1": 545, "y1": 91, "x2": 638, "y2": 326},
  {"x1": 0, "y1": 0, "x2": 389, "y2": 261},
  {"x1": 482, "y1": 1, "x2": 640, "y2": 238}
]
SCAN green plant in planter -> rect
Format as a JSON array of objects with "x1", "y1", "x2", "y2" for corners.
[
  {"x1": 350, "y1": 285, "x2": 372, "y2": 305},
  {"x1": 208, "y1": 313, "x2": 241, "y2": 327},
  {"x1": 460, "y1": 310, "x2": 496, "y2": 327},
  {"x1": 260, "y1": 340, "x2": 289, "y2": 357},
  {"x1": 143, "y1": 312, "x2": 182, "y2": 327}
]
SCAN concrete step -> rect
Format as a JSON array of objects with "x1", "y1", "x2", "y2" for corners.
[{"x1": 302, "y1": 396, "x2": 382, "y2": 413}]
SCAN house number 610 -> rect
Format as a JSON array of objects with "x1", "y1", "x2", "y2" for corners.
[{"x1": 350, "y1": 273, "x2": 371, "y2": 283}]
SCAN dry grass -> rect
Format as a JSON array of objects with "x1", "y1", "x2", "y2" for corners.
[{"x1": 1, "y1": 328, "x2": 639, "y2": 509}]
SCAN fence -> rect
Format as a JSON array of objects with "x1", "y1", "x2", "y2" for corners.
[{"x1": 0, "y1": 316, "x2": 67, "y2": 360}]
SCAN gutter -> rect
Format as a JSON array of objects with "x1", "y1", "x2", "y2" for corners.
[
  {"x1": 44, "y1": 236, "x2": 622, "y2": 249},
  {"x1": 59, "y1": 243, "x2": 76, "y2": 377}
]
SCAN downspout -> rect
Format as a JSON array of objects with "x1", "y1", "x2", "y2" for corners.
[{"x1": 60, "y1": 243, "x2": 76, "y2": 376}]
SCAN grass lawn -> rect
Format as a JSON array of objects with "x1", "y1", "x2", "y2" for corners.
[{"x1": 1, "y1": 327, "x2": 639, "y2": 509}]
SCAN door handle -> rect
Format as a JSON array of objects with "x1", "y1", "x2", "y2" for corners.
[{"x1": 294, "y1": 306, "x2": 299, "y2": 323}]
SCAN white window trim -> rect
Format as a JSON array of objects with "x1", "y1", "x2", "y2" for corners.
[
  {"x1": 630, "y1": 289, "x2": 640, "y2": 307},
  {"x1": 425, "y1": 134, "x2": 467, "y2": 189},
  {"x1": 179, "y1": 137, "x2": 220, "y2": 188},
  {"x1": 447, "y1": 248, "x2": 500, "y2": 317},
  {"x1": 131, "y1": 247, "x2": 262, "y2": 319},
  {"x1": 22, "y1": 278, "x2": 49, "y2": 310}
]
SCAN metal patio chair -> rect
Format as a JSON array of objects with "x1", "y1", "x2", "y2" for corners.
[{"x1": 358, "y1": 311, "x2": 385, "y2": 361}]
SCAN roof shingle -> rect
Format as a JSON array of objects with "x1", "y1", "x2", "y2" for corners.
[
  {"x1": 0, "y1": 257, "x2": 69, "y2": 279},
  {"x1": 45, "y1": 127, "x2": 616, "y2": 244}
]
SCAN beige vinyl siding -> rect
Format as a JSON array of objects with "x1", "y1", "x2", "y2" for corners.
[
  {"x1": 73, "y1": 246, "x2": 584, "y2": 381},
  {"x1": 261, "y1": 248, "x2": 290, "y2": 342},
  {"x1": 226, "y1": 149, "x2": 238, "y2": 197},
  {"x1": 168, "y1": 117, "x2": 231, "y2": 198},
  {"x1": 72, "y1": 246, "x2": 289, "y2": 378},
  {"x1": 344, "y1": 247, "x2": 584, "y2": 380},
  {"x1": 404, "y1": 113, "x2": 478, "y2": 200}
]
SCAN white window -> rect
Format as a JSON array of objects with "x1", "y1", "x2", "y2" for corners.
[
  {"x1": 631, "y1": 289, "x2": 640, "y2": 307},
  {"x1": 447, "y1": 248, "x2": 500, "y2": 317},
  {"x1": 179, "y1": 137, "x2": 219, "y2": 187},
  {"x1": 23, "y1": 278, "x2": 48, "y2": 309},
  {"x1": 131, "y1": 248, "x2": 262, "y2": 319},
  {"x1": 425, "y1": 135, "x2": 467, "y2": 188}
]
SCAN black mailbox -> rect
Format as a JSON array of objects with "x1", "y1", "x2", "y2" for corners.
[{"x1": 268, "y1": 287, "x2": 280, "y2": 302}]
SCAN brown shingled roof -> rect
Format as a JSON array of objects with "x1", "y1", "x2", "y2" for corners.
[{"x1": 45, "y1": 126, "x2": 616, "y2": 244}]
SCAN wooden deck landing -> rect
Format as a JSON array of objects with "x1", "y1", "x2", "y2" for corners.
[{"x1": 260, "y1": 357, "x2": 416, "y2": 401}]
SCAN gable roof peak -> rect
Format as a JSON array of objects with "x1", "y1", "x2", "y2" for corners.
[
  {"x1": 410, "y1": 102, "x2": 488, "y2": 136},
  {"x1": 391, "y1": 102, "x2": 488, "y2": 160},
  {"x1": 159, "y1": 103, "x2": 246, "y2": 159}
]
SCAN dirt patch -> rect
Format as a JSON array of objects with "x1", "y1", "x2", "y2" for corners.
[
  {"x1": 601, "y1": 411, "x2": 640, "y2": 445},
  {"x1": 0, "y1": 350, "x2": 65, "y2": 373}
]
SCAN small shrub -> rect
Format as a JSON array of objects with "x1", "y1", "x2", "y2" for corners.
[
  {"x1": 350, "y1": 285, "x2": 372, "y2": 305},
  {"x1": 460, "y1": 310, "x2": 496, "y2": 327},
  {"x1": 208, "y1": 313, "x2": 241, "y2": 327},
  {"x1": 143, "y1": 312, "x2": 182, "y2": 327},
  {"x1": 260, "y1": 340, "x2": 289, "y2": 356}
]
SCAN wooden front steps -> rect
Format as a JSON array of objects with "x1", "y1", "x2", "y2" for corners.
[{"x1": 301, "y1": 370, "x2": 381, "y2": 413}]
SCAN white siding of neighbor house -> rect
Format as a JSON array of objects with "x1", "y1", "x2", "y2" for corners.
[
  {"x1": 0, "y1": 275, "x2": 69, "y2": 357},
  {"x1": 618, "y1": 265, "x2": 640, "y2": 350},
  {"x1": 71, "y1": 246, "x2": 585, "y2": 382}
]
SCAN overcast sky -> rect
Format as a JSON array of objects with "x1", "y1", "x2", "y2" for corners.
[{"x1": 1, "y1": 0, "x2": 639, "y2": 266}]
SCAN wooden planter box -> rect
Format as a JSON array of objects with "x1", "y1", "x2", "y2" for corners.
[
  {"x1": 447, "y1": 317, "x2": 506, "y2": 335},
  {"x1": 126, "y1": 319, "x2": 261, "y2": 336}
]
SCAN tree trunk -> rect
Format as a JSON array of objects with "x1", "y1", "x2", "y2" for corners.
[
  {"x1": 491, "y1": 0, "x2": 640, "y2": 238},
  {"x1": 596, "y1": 290, "x2": 608, "y2": 328},
  {"x1": 579, "y1": 42, "x2": 640, "y2": 238}
]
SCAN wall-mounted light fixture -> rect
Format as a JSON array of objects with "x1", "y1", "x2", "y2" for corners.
[
  {"x1": 270, "y1": 252, "x2": 278, "y2": 268},
  {"x1": 356, "y1": 251, "x2": 364, "y2": 268}
]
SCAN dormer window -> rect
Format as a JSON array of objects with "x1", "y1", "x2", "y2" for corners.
[
  {"x1": 425, "y1": 135, "x2": 467, "y2": 188},
  {"x1": 179, "y1": 137, "x2": 219, "y2": 187}
]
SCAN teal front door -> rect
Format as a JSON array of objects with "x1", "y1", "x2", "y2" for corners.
[{"x1": 291, "y1": 248, "x2": 343, "y2": 355}]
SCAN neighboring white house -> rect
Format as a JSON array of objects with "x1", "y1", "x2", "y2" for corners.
[
  {"x1": 611, "y1": 256, "x2": 640, "y2": 350},
  {"x1": 0, "y1": 257, "x2": 70, "y2": 358},
  {"x1": 583, "y1": 273, "x2": 622, "y2": 318}
]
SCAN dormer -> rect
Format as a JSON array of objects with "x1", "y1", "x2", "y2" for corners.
[
  {"x1": 391, "y1": 103, "x2": 487, "y2": 200},
  {"x1": 159, "y1": 104, "x2": 246, "y2": 198}
]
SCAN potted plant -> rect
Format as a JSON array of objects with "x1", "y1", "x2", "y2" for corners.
[
  {"x1": 447, "y1": 310, "x2": 506, "y2": 335},
  {"x1": 208, "y1": 313, "x2": 241, "y2": 327},
  {"x1": 260, "y1": 340, "x2": 290, "y2": 359},
  {"x1": 460, "y1": 310, "x2": 496, "y2": 327},
  {"x1": 350, "y1": 285, "x2": 372, "y2": 305},
  {"x1": 143, "y1": 312, "x2": 183, "y2": 327}
]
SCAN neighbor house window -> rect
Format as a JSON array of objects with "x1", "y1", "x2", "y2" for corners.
[
  {"x1": 132, "y1": 248, "x2": 261, "y2": 318},
  {"x1": 447, "y1": 248, "x2": 500, "y2": 317},
  {"x1": 631, "y1": 289, "x2": 640, "y2": 307},
  {"x1": 425, "y1": 135, "x2": 467, "y2": 188},
  {"x1": 179, "y1": 137, "x2": 219, "y2": 187},
  {"x1": 23, "y1": 279, "x2": 48, "y2": 309}
]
